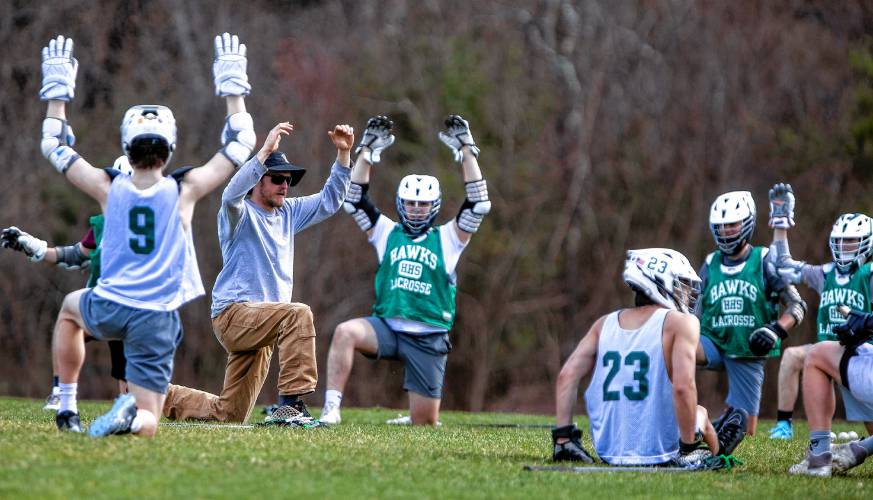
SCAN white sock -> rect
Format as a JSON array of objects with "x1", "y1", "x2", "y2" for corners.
[
  {"x1": 51, "y1": 385, "x2": 60, "y2": 395},
  {"x1": 58, "y1": 383, "x2": 77, "y2": 413},
  {"x1": 325, "y1": 390, "x2": 343, "y2": 409}
]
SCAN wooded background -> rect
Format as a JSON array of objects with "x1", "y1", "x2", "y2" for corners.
[{"x1": 2, "y1": 0, "x2": 873, "y2": 417}]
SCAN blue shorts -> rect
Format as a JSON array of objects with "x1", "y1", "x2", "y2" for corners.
[
  {"x1": 700, "y1": 335, "x2": 766, "y2": 416},
  {"x1": 79, "y1": 290, "x2": 182, "y2": 394},
  {"x1": 363, "y1": 317, "x2": 451, "y2": 399}
]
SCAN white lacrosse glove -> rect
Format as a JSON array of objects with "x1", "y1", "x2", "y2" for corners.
[
  {"x1": 355, "y1": 115, "x2": 395, "y2": 164},
  {"x1": 40, "y1": 35, "x2": 78, "y2": 102},
  {"x1": 768, "y1": 182, "x2": 795, "y2": 229},
  {"x1": 438, "y1": 115, "x2": 479, "y2": 163},
  {"x1": 1, "y1": 227, "x2": 48, "y2": 262},
  {"x1": 213, "y1": 33, "x2": 251, "y2": 97}
]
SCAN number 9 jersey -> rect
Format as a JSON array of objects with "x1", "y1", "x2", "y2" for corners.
[
  {"x1": 92, "y1": 173, "x2": 204, "y2": 311},
  {"x1": 584, "y1": 307, "x2": 679, "y2": 465}
]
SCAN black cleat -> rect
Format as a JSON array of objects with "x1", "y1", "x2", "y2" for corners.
[
  {"x1": 289, "y1": 400, "x2": 312, "y2": 419},
  {"x1": 552, "y1": 425, "x2": 595, "y2": 463},
  {"x1": 56, "y1": 410, "x2": 83, "y2": 433},
  {"x1": 716, "y1": 407, "x2": 748, "y2": 456}
]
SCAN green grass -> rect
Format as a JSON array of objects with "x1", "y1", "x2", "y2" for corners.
[{"x1": 0, "y1": 398, "x2": 871, "y2": 499}]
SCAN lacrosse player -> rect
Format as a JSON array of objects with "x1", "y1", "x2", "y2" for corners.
[
  {"x1": 552, "y1": 249, "x2": 744, "y2": 467},
  {"x1": 788, "y1": 313, "x2": 873, "y2": 476},
  {"x1": 161, "y1": 118, "x2": 353, "y2": 427},
  {"x1": 319, "y1": 115, "x2": 490, "y2": 426},
  {"x1": 696, "y1": 189, "x2": 806, "y2": 435},
  {"x1": 42, "y1": 32, "x2": 256, "y2": 437},
  {"x1": 768, "y1": 204, "x2": 873, "y2": 440}
]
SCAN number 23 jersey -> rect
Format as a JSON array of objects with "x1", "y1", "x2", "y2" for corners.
[
  {"x1": 585, "y1": 307, "x2": 678, "y2": 465},
  {"x1": 93, "y1": 174, "x2": 204, "y2": 311}
]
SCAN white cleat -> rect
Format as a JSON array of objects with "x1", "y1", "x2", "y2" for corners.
[
  {"x1": 43, "y1": 392, "x2": 60, "y2": 411},
  {"x1": 788, "y1": 452, "x2": 833, "y2": 477},
  {"x1": 831, "y1": 442, "x2": 866, "y2": 475},
  {"x1": 319, "y1": 402, "x2": 341, "y2": 425},
  {"x1": 385, "y1": 414, "x2": 442, "y2": 426}
]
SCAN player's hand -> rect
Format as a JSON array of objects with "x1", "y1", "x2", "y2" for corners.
[
  {"x1": 0, "y1": 227, "x2": 48, "y2": 262},
  {"x1": 257, "y1": 122, "x2": 293, "y2": 159},
  {"x1": 328, "y1": 124, "x2": 355, "y2": 152},
  {"x1": 438, "y1": 115, "x2": 480, "y2": 163},
  {"x1": 355, "y1": 115, "x2": 395, "y2": 164},
  {"x1": 40, "y1": 35, "x2": 78, "y2": 101},
  {"x1": 749, "y1": 322, "x2": 787, "y2": 356},
  {"x1": 833, "y1": 310, "x2": 873, "y2": 348},
  {"x1": 213, "y1": 33, "x2": 250, "y2": 97},
  {"x1": 768, "y1": 183, "x2": 795, "y2": 229},
  {"x1": 551, "y1": 425, "x2": 595, "y2": 463}
]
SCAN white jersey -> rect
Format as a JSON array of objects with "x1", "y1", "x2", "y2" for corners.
[
  {"x1": 93, "y1": 174, "x2": 204, "y2": 311},
  {"x1": 585, "y1": 308, "x2": 679, "y2": 465}
]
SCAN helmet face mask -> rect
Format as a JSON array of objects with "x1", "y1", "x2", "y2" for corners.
[
  {"x1": 120, "y1": 105, "x2": 177, "y2": 168},
  {"x1": 396, "y1": 174, "x2": 441, "y2": 236},
  {"x1": 709, "y1": 191, "x2": 756, "y2": 255},
  {"x1": 623, "y1": 248, "x2": 702, "y2": 313},
  {"x1": 829, "y1": 213, "x2": 873, "y2": 274}
]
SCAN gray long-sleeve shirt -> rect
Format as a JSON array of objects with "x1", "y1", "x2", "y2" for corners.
[{"x1": 210, "y1": 156, "x2": 350, "y2": 317}]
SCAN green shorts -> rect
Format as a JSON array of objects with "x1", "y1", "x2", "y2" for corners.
[{"x1": 364, "y1": 317, "x2": 452, "y2": 399}]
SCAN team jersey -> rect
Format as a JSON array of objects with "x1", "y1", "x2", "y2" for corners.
[
  {"x1": 370, "y1": 216, "x2": 465, "y2": 331},
  {"x1": 815, "y1": 262, "x2": 872, "y2": 342},
  {"x1": 85, "y1": 214, "x2": 104, "y2": 288},
  {"x1": 585, "y1": 308, "x2": 678, "y2": 465},
  {"x1": 93, "y1": 174, "x2": 204, "y2": 311},
  {"x1": 699, "y1": 247, "x2": 779, "y2": 358}
]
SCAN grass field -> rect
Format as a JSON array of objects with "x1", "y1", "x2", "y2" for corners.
[{"x1": 0, "y1": 397, "x2": 871, "y2": 499}]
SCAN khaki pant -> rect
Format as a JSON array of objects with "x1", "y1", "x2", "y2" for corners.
[{"x1": 162, "y1": 302, "x2": 316, "y2": 423}]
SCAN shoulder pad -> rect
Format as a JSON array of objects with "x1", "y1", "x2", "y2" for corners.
[
  {"x1": 823, "y1": 262, "x2": 835, "y2": 273},
  {"x1": 705, "y1": 252, "x2": 715, "y2": 265}
]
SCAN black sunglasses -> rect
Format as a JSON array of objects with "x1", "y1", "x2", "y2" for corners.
[{"x1": 267, "y1": 174, "x2": 293, "y2": 186}]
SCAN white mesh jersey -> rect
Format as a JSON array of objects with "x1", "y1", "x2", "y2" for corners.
[
  {"x1": 93, "y1": 174, "x2": 204, "y2": 311},
  {"x1": 584, "y1": 307, "x2": 679, "y2": 465}
]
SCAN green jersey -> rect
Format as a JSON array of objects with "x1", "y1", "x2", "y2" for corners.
[
  {"x1": 816, "y1": 263, "x2": 872, "y2": 342},
  {"x1": 85, "y1": 214, "x2": 104, "y2": 288},
  {"x1": 700, "y1": 247, "x2": 779, "y2": 357},
  {"x1": 373, "y1": 224, "x2": 457, "y2": 330}
]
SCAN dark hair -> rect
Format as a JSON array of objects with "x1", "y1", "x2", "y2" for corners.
[
  {"x1": 634, "y1": 291, "x2": 657, "y2": 307},
  {"x1": 128, "y1": 137, "x2": 169, "y2": 169}
]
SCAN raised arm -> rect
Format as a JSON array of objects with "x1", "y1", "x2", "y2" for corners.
[
  {"x1": 438, "y1": 115, "x2": 490, "y2": 244},
  {"x1": 38, "y1": 36, "x2": 111, "y2": 208},
  {"x1": 344, "y1": 116, "x2": 395, "y2": 237},
  {"x1": 180, "y1": 33, "x2": 256, "y2": 207},
  {"x1": 289, "y1": 125, "x2": 354, "y2": 233}
]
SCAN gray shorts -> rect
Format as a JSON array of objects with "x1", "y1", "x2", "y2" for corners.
[
  {"x1": 80, "y1": 290, "x2": 182, "y2": 394},
  {"x1": 700, "y1": 335, "x2": 766, "y2": 416},
  {"x1": 363, "y1": 317, "x2": 451, "y2": 399}
]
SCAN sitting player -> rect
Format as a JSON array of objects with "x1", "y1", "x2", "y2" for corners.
[
  {"x1": 789, "y1": 309, "x2": 873, "y2": 476},
  {"x1": 552, "y1": 248, "x2": 746, "y2": 467}
]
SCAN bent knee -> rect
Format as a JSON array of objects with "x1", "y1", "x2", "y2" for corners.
[{"x1": 782, "y1": 346, "x2": 807, "y2": 369}]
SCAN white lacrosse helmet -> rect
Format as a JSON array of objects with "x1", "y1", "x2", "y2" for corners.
[
  {"x1": 120, "y1": 105, "x2": 177, "y2": 165},
  {"x1": 829, "y1": 213, "x2": 873, "y2": 274},
  {"x1": 396, "y1": 174, "x2": 441, "y2": 235},
  {"x1": 112, "y1": 155, "x2": 133, "y2": 175},
  {"x1": 623, "y1": 248, "x2": 702, "y2": 313},
  {"x1": 709, "y1": 191, "x2": 756, "y2": 254}
]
